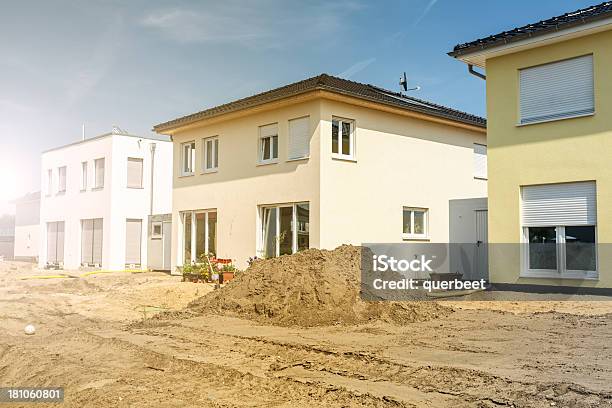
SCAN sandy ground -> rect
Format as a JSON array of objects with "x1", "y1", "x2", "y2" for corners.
[{"x1": 0, "y1": 261, "x2": 611, "y2": 407}]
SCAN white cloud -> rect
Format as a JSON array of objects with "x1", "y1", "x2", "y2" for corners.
[
  {"x1": 139, "y1": 1, "x2": 366, "y2": 48},
  {"x1": 338, "y1": 57, "x2": 376, "y2": 79}
]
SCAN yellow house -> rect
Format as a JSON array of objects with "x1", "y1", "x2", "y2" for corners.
[
  {"x1": 450, "y1": 3, "x2": 612, "y2": 291},
  {"x1": 154, "y1": 74, "x2": 487, "y2": 271}
]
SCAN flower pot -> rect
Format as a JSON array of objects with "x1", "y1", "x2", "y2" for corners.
[{"x1": 221, "y1": 271, "x2": 235, "y2": 284}]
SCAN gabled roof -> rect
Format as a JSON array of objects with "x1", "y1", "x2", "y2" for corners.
[
  {"x1": 449, "y1": 1, "x2": 612, "y2": 58},
  {"x1": 153, "y1": 74, "x2": 485, "y2": 132}
]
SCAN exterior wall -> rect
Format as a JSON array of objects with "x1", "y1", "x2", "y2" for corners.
[
  {"x1": 39, "y1": 135, "x2": 172, "y2": 270},
  {"x1": 168, "y1": 96, "x2": 486, "y2": 272},
  {"x1": 170, "y1": 99, "x2": 322, "y2": 271},
  {"x1": 486, "y1": 29, "x2": 612, "y2": 288},
  {"x1": 318, "y1": 99, "x2": 487, "y2": 248}
]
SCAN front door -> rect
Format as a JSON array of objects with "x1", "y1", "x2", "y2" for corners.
[{"x1": 475, "y1": 210, "x2": 489, "y2": 281}]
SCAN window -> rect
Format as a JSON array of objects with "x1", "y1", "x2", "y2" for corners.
[
  {"x1": 180, "y1": 210, "x2": 217, "y2": 265},
  {"x1": 259, "y1": 124, "x2": 279, "y2": 163},
  {"x1": 125, "y1": 219, "x2": 143, "y2": 267},
  {"x1": 260, "y1": 202, "x2": 309, "y2": 258},
  {"x1": 81, "y1": 218, "x2": 103, "y2": 266},
  {"x1": 46, "y1": 221, "x2": 64, "y2": 265},
  {"x1": 127, "y1": 157, "x2": 144, "y2": 188},
  {"x1": 57, "y1": 166, "x2": 66, "y2": 193},
  {"x1": 46, "y1": 169, "x2": 53, "y2": 196},
  {"x1": 203, "y1": 137, "x2": 219, "y2": 172},
  {"x1": 402, "y1": 208, "x2": 428, "y2": 239},
  {"x1": 332, "y1": 117, "x2": 355, "y2": 159},
  {"x1": 181, "y1": 141, "x2": 196, "y2": 176},
  {"x1": 151, "y1": 221, "x2": 162, "y2": 239},
  {"x1": 288, "y1": 116, "x2": 310, "y2": 160},
  {"x1": 521, "y1": 182, "x2": 597, "y2": 278},
  {"x1": 81, "y1": 162, "x2": 88, "y2": 191},
  {"x1": 473, "y1": 144, "x2": 487, "y2": 179},
  {"x1": 519, "y1": 55, "x2": 594, "y2": 124},
  {"x1": 94, "y1": 158, "x2": 105, "y2": 189}
]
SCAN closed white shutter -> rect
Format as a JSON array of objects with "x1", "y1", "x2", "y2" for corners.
[
  {"x1": 93, "y1": 218, "x2": 103, "y2": 265},
  {"x1": 47, "y1": 222, "x2": 57, "y2": 263},
  {"x1": 521, "y1": 182, "x2": 597, "y2": 227},
  {"x1": 95, "y1": 158, "x2": 105, "y2": 188},
  {"x1": 127, "y1": 158, "x2": 143, "y2": 188},
  {"x1": 58, "y1": 167, "x2": 66, "y2": 192},
  {"x1": 519, "y1": 55, "x2": 594, "y2": 124},
  {"x1": 81, "y1": 219, "x2": 93, "y2": 264},
  {"x1": 260, "y1": 123, "x2": 278, "y2": 138},
  {"x1": 288, "y1": 117, "x2": 310, "y2": 159},
  {"x1": 56, "y1": 221, "x2": 64, "y2": 263},
  {"x1": 125, "y1": 219, "x2": 142, "y2": 265},
  {"x1": 473, "y1": 144, "x2": 487, "y2": 179}
]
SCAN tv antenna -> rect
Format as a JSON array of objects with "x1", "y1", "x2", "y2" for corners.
[{"x1": 399, "y1": 72, "x2": 420, "y2": 93}]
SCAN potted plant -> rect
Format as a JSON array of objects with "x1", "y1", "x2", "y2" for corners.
[
  {"x1": 220, "y1": 263, "x2": 237, "y2": 284},
  {"x1": 181, "y1": 263, "x2": 195, "y2": 282}
]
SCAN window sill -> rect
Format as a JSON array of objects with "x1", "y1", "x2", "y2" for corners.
[
  {"x1": 56, "y1": 191, "x2": 66, "y2": 196},
  {"x1": 80, "y1": 189, "x2": 87, "y2": 193},
  {"x1": 179, "y1": 173, "x2": 195, "y2": 178},
  {"x1": 520, "y1": 270, "x2": 599, "y2": 280},
  {"x1": 402, "y1": 234, "x2": 430, "y2": 241},
  {"x1": 201, "y1": 168, "x2": 218, "y2": 174},
  {"x1": 332, "y1": 155, "x2": 357, "y2": 163},
  {"x1": 92, "y1": 186, "x2": 104, "y2": 191},
  {"x1": 516, "y1": 112, "x2": 594, "y2": 127},
  {"x1": 257, "y1": 159, "x2": 279, "y2": 166},
  {"x1": 286, "y1": 156, "x2": 309, "y2": 162},
  {"x1": 127, "y1": 186, "x2": 144, "y2": 189}
]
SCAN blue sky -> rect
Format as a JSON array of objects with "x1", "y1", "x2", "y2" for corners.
[{"x1": 0, "y1": 0, "x2": 598, "y2": 211}]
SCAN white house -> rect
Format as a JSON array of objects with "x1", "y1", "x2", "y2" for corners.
[
  {"x1": 154, "y1": 74, "x2": 488, "y2": 272},
  {"x1": 13, "y1": 192, "x2": 40, "y2": 262},
  {"x1": 39, "y1": 130, "x2": 173, "y2": 270}
]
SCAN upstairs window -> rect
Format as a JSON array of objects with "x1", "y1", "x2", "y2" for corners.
[
  {"x1": 46, "y1": 169, "x2": 53, "y2": 196},
  {"x1": 519, "y1": 54, "x2": 594, "y2": 124},
  {"x1": 181, "y1": 141, "x2": 196, "y2": 176},
  {"x1": 203, "y1": 137, "x2": 219, "y2": 172},
  {"x1": 127, "y1": 157, "x2": 144, "y2": 188},
  {"x1": 332, "y1": 117, "x2": 355, "y2": 159},
  {"x1": 473, "y1": 143, "x2": 487, "y2": 180},
  {"x1": 94, "y1": 158, "x2": 105, "y2": 189},
  {"x1": 81, "y1": 162, "x2": 88, "y2": 191},
  {"x1": 259, "y1": 124, "x2": 278, "y2": 164},
  {"x1": 288, "y1": 116, "x2": 310, "y2": 160},
  {"x1": 57, "y1": 166, "x2": 67, "y2": 193}
]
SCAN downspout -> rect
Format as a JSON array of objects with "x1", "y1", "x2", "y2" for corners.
[
  {"x1": 149, "y1": 143, "x2": 157, "y2": 216},
  {"x1": 468, "y1": 64, "x2": 486, "y2": 80}
]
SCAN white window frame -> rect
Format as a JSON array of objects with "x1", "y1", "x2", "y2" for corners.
[
  {"x1": 258, "y1": 202, "x2": 309, "y2": 258},
  {"x1": 179, "y1": 209, "x2": 217, "y2": 266},
  {"x1": 331, "y1": 117, "x2": 356, "y2": 160},
  {"x1": 126, "y1": 157, "x2": 144, "y2": 189},
  {"x1": 202, "y1": 136, "x2": 219, "y2": 173},
  {"x1": 57, "y1": 166, "x2": 67, "y2": 194},
  {"x1": 94, "y1": 158, "x2": 105, "y2": 189},
  {"x1": 473, "y1": 143, "x2": 487, "y2": 180},
  {"x1": 151, "y1": 221, "x2": 163, "y2": 239},
  {"x1": 46, "y1": 169, "x2": 53, "y2": 196},
  {"x1": 81, "y1": 161, "x2": 88, "y2": 192},
  {"x1": 181, "y1": 141, "x2": 196, "y2": 176},
  {"x1": 402, "y1": 207, "x2": 429, "y2": 240},
  {"x1": 521, "y1": 226, "x2": 598, "y2": 280},
  {"x1": 258, "y1": 124, "x2": 279, "y2": 165}
]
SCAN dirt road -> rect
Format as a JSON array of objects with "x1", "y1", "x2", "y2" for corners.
[{"x1": 0, "y1": 261, "x2": 610, "y2": 407}]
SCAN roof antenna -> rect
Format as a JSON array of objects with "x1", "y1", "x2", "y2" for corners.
[{"x1": 399, "y1": 72, "x2": 421, "y2": 94}]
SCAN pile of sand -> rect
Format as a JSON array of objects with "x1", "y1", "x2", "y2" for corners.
[{"x1": 186, "y1": 245, "x2": 451, "y2": 327}]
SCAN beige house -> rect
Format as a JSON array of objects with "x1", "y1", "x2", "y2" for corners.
[{"x1": 154, "y1": 74, "x2": 487, "y2": 271}]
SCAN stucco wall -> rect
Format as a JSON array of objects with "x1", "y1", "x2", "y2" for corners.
[
  {"x1": 486, "y1": 29, "x2": 612, "y2": 287},
  {"x1": 318, "y1": 99, "x2": 487, "y2": 248},
  {"x1": 170, "y1": 99, "x2": 322, "y2": 271},
  {"x1": 169, "y1": 97, "x2": 486, "y2": 271},
  {"x1": 39, "y1": 135, "x2": 173, "y2": 270}
]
